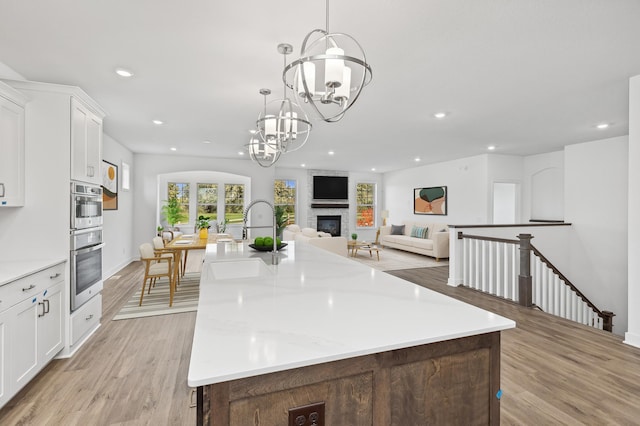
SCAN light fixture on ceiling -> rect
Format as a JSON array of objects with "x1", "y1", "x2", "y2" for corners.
[
  {"x1": 153, "y1": 119, "x2": 164, "y2": 125},
  {"x1": 283, "y1": 0, "x2": 372, "y2": 123},
  {"x1": 115, "y1": 68, "x2": 134, "y2": 78},
  {"x1": 487, "y1": 145, "x2": 496, "y2": 151},
  {"x1": 248, "y1": 89, "x2": 282, "y2": 168},
  {"x1": 596, "y1": 123, "x2": 610, "y2": 129},
  {"x1": 434, "y1": 112, "x2": 447, "y2": 119},
  {"x1": 328, "y1": 150, "x2": 335, "y2": 155}
]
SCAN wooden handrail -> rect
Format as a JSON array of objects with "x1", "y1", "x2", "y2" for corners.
[
  {"x1": 458, "y1": 232, "x2": 519, "y2": 245},
  {"x1": 530, "y1": 244, "x2": 614, "y2": 332}
]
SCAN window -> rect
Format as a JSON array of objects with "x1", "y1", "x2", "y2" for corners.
[
  {"x1": 197, "y1": 183, "x2": 218, "y2": 221},
  {"x1": 274, "y1": 179, "x2": 296, "y2": 225},
  {"x1": 356, "y1": 183, "x2": 376, "y2": 228},
  {"x1": 167, "y1": 182, "x2": 190, "y2": 224},
  {"x1": 224, "y1": 184, "x2": 245, "y2": 225}
]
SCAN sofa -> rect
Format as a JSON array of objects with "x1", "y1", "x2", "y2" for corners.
[
  {"x1": 379, "y1": 220, "x2": 450, "y2": 260},
  {"x1": 282, "y1": 224, "x2": 348, "y2": 257}
]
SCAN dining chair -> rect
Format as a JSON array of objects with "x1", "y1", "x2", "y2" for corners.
[
  {"x1": 153, "y1": 236, "x2": 181, "y2": 286},
  {"x1": 138, "y1": 242, "x2": 175, "y2": 307}
]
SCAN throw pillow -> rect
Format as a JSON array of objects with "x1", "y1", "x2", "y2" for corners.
[
  {"x1": 410, "y1": 226, "x2": 428, "y2": 238},
  {"x1": 390, "y1": 224, "x2": 405, "y2": 235}
]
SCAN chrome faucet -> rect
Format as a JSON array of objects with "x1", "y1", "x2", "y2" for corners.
[{"x1": 243, "y1": 199, "x2": 279, "y2": 264}]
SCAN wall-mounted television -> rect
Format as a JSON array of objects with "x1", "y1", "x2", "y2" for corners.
[{"x1": 313, "y1": 176, "x2": 348, "y2": 200}]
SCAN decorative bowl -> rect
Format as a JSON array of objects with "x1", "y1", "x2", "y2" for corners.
[{"x1": 248, "y1": 243, "x2": 288, "y2": 252}]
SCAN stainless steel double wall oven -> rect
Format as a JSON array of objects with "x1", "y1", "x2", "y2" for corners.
[{"x1": 70, "y1": 181, "x2": 104, "y2": 311}]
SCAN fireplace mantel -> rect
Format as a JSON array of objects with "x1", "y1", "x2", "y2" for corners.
[{"x1": 311, "y1": 203, "x2": 349, "y2": 209}]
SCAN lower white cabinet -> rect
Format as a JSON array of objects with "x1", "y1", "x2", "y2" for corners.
[
  {"x1": 0, "y1": 262, "x2": 65, "y2": 409},
  {"x1": 70, "y1": 292, "x2": 101, "y2": 348}
]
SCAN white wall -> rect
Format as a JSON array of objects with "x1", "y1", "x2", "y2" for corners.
[
  {"x1": 384, "y1": 155, "x2": 489, "y2": 226},
  {"x1": 131, "y1": 154, "x2": 275, "y2": 258},
  {"x1": 565, "y1": 136, "x2": 629, "y2": 335},
  {"x1": 626, "y1": 75, "x2": 640, "y2": 347},
  {"x1": 523, "y1": 151, "x2": 564, "y2": 222},
  {"x1": 102, "y1": 134, "x2": 134, "y2": 278}
]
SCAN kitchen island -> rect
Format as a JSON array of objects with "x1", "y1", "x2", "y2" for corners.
[{"x1": 188, "y1": 241, "x2": 515, "y2": 425}]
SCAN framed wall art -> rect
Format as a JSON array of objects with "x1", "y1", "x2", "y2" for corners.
[
  {"x1": 102, "y1": 160, "x2": 118, "y2": 210},
  {"x1": 414, "y1": 186, "x2": 447, "y2": 215}
]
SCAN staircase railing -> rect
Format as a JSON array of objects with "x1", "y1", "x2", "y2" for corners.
[{"x1": 456, "y1": 232, "x2": 614, "y2": 332}]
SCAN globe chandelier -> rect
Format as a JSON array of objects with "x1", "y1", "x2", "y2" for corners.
[
  {"x1": 283, "y1": 0, "x2": 372, "y2": 123},
  {"x1": 248, "y1": 88, "x2": 282, "y2": 168}
]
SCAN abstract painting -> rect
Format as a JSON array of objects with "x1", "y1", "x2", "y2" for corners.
[
  {"x1": 102, "y1": 160, "x2": 118, "y2": 210},
  {"x1": 414, "y1": 186, "x2": 447, "y2": 215}
]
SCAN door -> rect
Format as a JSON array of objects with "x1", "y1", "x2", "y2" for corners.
[
  {"x1": 10, "y1": 297, "x2": 39, "y2": 391},
  {"x1": 38, "y1": 281, "x2": 65, "y2": 362},
  {"x1": 492, "y1": 182, "x2": 519, "y2": 224}
]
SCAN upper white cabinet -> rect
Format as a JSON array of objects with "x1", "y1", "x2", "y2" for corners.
[
  {"x1": 0, "y1": 81, "x2": 27, "y2": 207},
  {"x1": 71, "y1": 97, "x2": 103, "y2": 185}
]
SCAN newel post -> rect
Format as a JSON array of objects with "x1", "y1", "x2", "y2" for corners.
[
  {"x1": 517, "y1": 233, "x2": 533, "y2": 307},
  {"x1": 602, "y1": 311, "x2": 615, "y2": 333}
]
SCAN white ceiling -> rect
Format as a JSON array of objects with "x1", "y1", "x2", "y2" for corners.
[{"x1": 1, "y1": 0, "x2": 639, "y2": 173}]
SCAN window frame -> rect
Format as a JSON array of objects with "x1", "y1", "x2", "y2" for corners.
[
  {"x1": 274, "y1": 178, "x2": 297, "y2": 227},
  {"x1": 356, "y1": 182, "x2": 376, "y2": 229}
]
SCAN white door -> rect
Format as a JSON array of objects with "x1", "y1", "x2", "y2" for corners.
[{"x1": 493, "y1": 182, "x2": 519, "y2": 224}]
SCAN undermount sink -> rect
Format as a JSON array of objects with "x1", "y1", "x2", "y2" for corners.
[{"x1": 208, "y1": 258, "x2": 274, "y2": 280}]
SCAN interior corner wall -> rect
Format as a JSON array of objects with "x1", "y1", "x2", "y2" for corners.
[
  {"x1": 102, "y1": 134, "x2": 134, "y2": 278},
  {"x1": 565, "y1": 136, "x2": 629, "y2": 335},
  {"x1": 626, "y1": 75, "x2": 640, "y2": 347},
  {"x1": 383, "y1": 155, "x2": 489, "y2": 226}
]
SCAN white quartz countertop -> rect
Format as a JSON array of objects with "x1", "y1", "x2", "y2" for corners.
[
  {"x1": 188, "y1": 241, "x2": 515, "y2": 387},
  {"x1": 0, "y1": 258, "x2": 67, "y2": 287}
]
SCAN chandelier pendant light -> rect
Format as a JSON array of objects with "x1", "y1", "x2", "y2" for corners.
[
  {"x1": 283, "y1": 0, "x2": 372, "y2": 123},
  {"x1": 249, "y1": 88, "x2": 282, "y2": 168},
  {"x1": 274, "y1": 43, "x2": 312, "y2": 153}
]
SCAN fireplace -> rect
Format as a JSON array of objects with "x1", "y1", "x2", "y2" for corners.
[{"x1": 317, "y1": 215, "x2": 341, "y2": 237}]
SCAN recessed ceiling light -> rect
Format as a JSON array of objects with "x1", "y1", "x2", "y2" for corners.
[
  {"x1": 249, "y1": 129, "x2": 257, "y2": 134},
  {"x1": 153, "y1": 119, "x2": 164, "y2": 125},
  {"x1": 170, "y1": 147, "x2": 177, "y2": 151},
  {"x1": 238, "y1": 151, "x2": 245, "y2": 156},
  {"x1": 301, "y1": 163, "x2": 306, "y2": 167},
  {"x1": 596, "y1": 123, "x2": 610, "y2": 129},
  {"x1": 328, "y1": 151, "x2": 335, "y2": 155},
  {"x1": 203, "y1": 140, "x2": 212, "y2": 144},
  {"x1": 414, "y1": 157, "x2": 421, "y2": 162},
  {"x1": 371, "y1": 168, "x2": 376, "y2": 171},
  {"x1": 487, "y1": 145, "x2": 496, "y2": 151},
  {"x1": 115, "y1": 68, "x2": 134, "y2": 78},
  {"x1": 433, "y1": 112, "x2": 447, "y2": 119}
]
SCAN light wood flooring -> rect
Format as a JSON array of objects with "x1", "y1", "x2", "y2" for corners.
[
  {"x1": 2, "y1": 257, "x2": 640, "y2": 425},
  {"x1": 391, "y1": 267, "x2": 640, "y2": 425}
]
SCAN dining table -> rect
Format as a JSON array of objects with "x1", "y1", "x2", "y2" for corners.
[{"x1": 164, "y1": 233, "x2": 234, "y2": 277}]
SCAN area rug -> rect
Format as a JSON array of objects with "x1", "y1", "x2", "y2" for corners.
[
  {"x1": 349, "y1": 247, "x2": 448, "y2": 271},
  {"x1": 112, "y1": 273, "x2": 200, "y2": 320}
]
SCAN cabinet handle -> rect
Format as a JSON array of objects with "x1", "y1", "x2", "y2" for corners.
[
  {"x1": 86, "y1": 314, "x2": 94, "y2": 321},
  {"x1": 50, "y1": 272, "x2": 61, "y2": 280},
  {"x1": 44, "y1": 299, "x2": 50, "y2": 314},
  {"x1": 38, "y1": 302, "x2": 46, "y2": 317},
  {"x1": 22, "y1": 284, "x2": 36, "y2": 292}
]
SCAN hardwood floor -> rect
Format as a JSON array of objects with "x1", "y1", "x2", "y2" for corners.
[
  {"x1": 2, "y1": 258, "x2": 639, "y2": 425},
  {"x1": 389, "y1": 266, "x2": 640, "y2": 425}
]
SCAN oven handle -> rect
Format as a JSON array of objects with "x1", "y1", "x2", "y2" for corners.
[{"x1": 72, "y1": 243, "x2": 105, "y2": 255}]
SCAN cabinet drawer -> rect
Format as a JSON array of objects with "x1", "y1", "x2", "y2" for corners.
[
  {"x1": 0, "y1": 263, "x2": 65, "y2": 313},
  {"x1": 71, "y1": 293, "x2": 101, "y2": 346}
]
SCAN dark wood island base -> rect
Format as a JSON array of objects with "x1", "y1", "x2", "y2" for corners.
[{"x1": 197, "y1": 331, "x2": 502, "y2": 425}]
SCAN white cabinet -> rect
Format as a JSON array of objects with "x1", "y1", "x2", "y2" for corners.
[
  {"x1": 0, "y1": 81, "x2": 27, "y2": 207},
  {"x1": 0, "y1": 262, "x2": 65, "y2": 409},
  {"x1": 71, "y1": 97, "x2": 103, "y2": 185}
]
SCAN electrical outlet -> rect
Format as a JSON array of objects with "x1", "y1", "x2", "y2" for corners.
[{"x1": 288, "y1": 402, "x2": 325, "y2": 426}]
